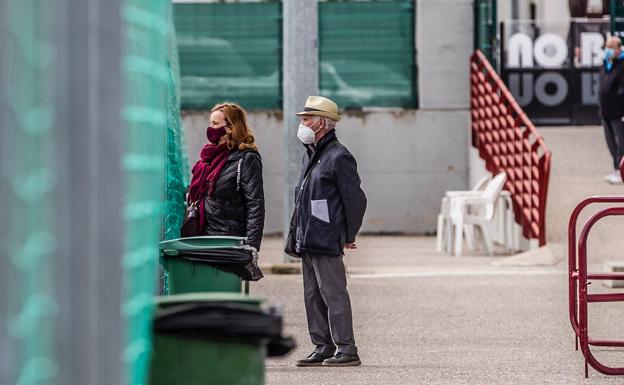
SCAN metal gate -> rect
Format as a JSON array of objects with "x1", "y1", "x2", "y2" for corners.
[{"x1": 568, "y1": 166, "x2": 624, "y2": 377}]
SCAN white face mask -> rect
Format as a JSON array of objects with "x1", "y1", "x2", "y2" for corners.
[{"x1": 297, "y1": 119, "x2": 321, "y2": 144}]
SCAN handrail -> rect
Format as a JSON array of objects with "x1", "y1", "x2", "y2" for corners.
[{"x1": 470, "y1": 50, "x2": 552, "y2": 246}]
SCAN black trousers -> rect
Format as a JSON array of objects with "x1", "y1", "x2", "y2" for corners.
[{"x1": 602, "y1": 117, "x2": 624, "y2": 170}]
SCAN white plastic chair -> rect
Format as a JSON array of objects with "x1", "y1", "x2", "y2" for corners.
[
  {"x1": 436, "y1": 175, "x2": 490, "y2": 253},
  {"x1": 449, "y1": 172, "x2": 507, "y2": 257},
  {"x1": 494, "y1": 190, "x2": 514, "y2": 254},
  {"x1": 463, "y1": 187, "x2": 514, "y2": 254}
]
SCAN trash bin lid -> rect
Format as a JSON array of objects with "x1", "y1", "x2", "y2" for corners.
[
  {"x1": 160, "y1": 236, "x2": 247, "y2": 256},
  {"x1": 153, "y1": 294, "x2": 296, "y2": 357},
  {"x1": 155, "y1": 293, "x2": 262, "y2": 308}
]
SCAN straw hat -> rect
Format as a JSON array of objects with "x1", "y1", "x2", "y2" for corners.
[{"x1": 296, "y1": 96, "x2": 341, "y2": 122}]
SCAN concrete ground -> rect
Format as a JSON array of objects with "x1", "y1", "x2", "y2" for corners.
[{"x1": 252, "y1": 236, "x2": 624, "y2": 385}]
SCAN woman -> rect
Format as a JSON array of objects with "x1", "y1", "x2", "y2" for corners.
[{"x1": 186, "y1": 102, "x2": 265, "y2": 250}]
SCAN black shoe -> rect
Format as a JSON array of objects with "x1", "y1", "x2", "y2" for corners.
[
  {"x1": 322, "y1": 352, "x2": 361, "y2": 367},
  {"x1": 295, "y1": 352, "x2": 334, "y2": 367}
]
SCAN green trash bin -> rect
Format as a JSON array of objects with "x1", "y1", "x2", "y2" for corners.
[
  {"x1": 149, "y1": 293, "x2": 294, "y2": 385},
  {"x1": 159, "y1": 236, "x2": 250, "y2": 294},
  {"x1": 162, "y1": 257, "x2": 242, "y2": 294}
]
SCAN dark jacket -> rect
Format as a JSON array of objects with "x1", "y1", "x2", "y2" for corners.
[
  {"x1": 203, "y1": 149, "x2": 265, "y2": 250},
  {"x1": 599, "y1": 57, "x2": 624, "y2": 118},
  {"x1": 288, "y1": 130, "x2": 367, "y2": 257}
]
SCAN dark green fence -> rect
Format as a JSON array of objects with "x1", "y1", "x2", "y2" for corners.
[
  {"x1": 319, "y1": 0, "x2": 416, "y2": 109},
  {"x1": 174, "y1": 2, "x2": 282, "y2": 110},
  {"x1": 173, "y1": 0, "x2": 417, "y2": 110}
]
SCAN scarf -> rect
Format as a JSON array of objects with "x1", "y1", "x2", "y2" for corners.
[{"x1": 188, "y1": 142, "x2": 230, "y2": 229}]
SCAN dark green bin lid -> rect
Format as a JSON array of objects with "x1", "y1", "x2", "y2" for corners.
[
  {"x1": 159, "y1": 236, "x2": 247, "y2": 256},
  {"x1": 155, "y1": 293, "x2": 262, "y2": 308}
]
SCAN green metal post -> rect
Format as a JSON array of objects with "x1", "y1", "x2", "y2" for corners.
[{"x1": 474, "y1": 0, "x2": 497, "y2": 66}]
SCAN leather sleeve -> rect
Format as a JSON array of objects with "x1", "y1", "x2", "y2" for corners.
[
  {"x1": 240, "y1": 152, "x2": 265, "y2": 250},
  {"x1": 335, "y1": 153, "x2": 367, "y2": 243}
]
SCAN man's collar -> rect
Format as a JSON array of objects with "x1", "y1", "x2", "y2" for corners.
[{"x1": 305, "y1": 129, "x2": 337, "y2": 155}]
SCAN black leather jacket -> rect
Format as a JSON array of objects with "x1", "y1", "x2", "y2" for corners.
[
  {"x1": 203, "y1": 149, "x2": 265, "y2": 250},
  {"x1": 288, "y1": 130, "x2": 367, "y2": 257}
]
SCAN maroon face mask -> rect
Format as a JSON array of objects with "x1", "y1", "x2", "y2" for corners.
[{"x1": 206, "y1": 126, "x2": 227, "y2": 144}]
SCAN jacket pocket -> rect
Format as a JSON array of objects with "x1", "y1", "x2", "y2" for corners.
[
  {"x1": 310, "y1": 199, "x2": 330, "y2": 223},
  {"x1": 303, "y1": 214, "x2": 339, "y2": 252}
]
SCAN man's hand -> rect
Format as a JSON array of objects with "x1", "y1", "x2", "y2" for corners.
[{"x1": 345, "y1": 243, "x2": 357, "y2": 249}]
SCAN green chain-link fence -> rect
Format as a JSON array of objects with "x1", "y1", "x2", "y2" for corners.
[
  {"x1": 164, "y1": 62, "x2": 189, "y2": 242},
  {"x1": 319, "y1": 0, "x2": 416, "y2": 108},
  {"x1": 173, "y1": 0, "x2": 417, "y2": 110},
  {"x1": 1, "y1": 0, "x2": 187, "y2": 384},
  {"x1": 162, "y1": 14, "x2": 190, "y2": 296},
  {"x1": 121, "y1": 0, "x2": 178, "y2": 384},
  {"x1": 174, "y1": 1, "x2": 282, "y2": 110},
  {"x1": 1, "y1": 0, "x2": 59, "y2": 384}
]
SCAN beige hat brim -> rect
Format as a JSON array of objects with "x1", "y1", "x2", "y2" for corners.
[{"x1": 295, "y1": 110, "x2": 341, "y2": 122}]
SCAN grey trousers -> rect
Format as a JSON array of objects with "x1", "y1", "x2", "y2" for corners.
[{"x1": 302, "y1": 254, "x2": 357, "y2": 356}]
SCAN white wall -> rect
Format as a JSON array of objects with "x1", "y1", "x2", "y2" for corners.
[{"x1": 417, "y1": 0, "x2": 473, "y2": 109}]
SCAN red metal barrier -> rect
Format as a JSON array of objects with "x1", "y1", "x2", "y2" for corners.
[
  {"x1": 568, "y1": 196, "x2": 624, "y2": 377},
  {"x1": 470, "y1": 50, "x2": 551, "y2": 246}
]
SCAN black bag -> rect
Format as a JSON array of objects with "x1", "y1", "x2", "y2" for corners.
[
  {"x1": 172, "y1": 246, "x2": 264, "y2": 281},
  {"x1": 154, "y1": 302, "x2": 295, "y2": 357},
  {"x1": 284, "y1": 230, "x2": 298, "y2": 258},
  {"x1": 180, "y1": 200, "x2": 201, "y2": 238},
  {"x1": 283, "y1": 214, "x2": 300, "y2": 258}
]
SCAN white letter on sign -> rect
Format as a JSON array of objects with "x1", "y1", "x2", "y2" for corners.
[
  {"x1": 508, "y1": 33, "x2": 534, "y2": 68},
  {"x1": 534, "y1": 33, "x2": 567, "y2": 68},
  {"x1": 580, "y1": 32, "x2": 604, "y2": 67}
]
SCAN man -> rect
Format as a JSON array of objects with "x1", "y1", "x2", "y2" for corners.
[
  {"x1": 599, "y1": 36, "x2": 624, "y2": 184},
  {"x1": 285, "y1": 96, "x2": 367, "y2": 367}
]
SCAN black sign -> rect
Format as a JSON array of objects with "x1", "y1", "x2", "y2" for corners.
[{"x1": 501, "y1": 19, "x2": 609, "y2": 125}]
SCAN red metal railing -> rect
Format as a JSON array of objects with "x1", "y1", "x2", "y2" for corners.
[
  {"x1": 470, "y1": 50, "x2": 552, "y2": 246},
  {"x1": 568, "y1": 195, "x2": 624, "y2": 377}
]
